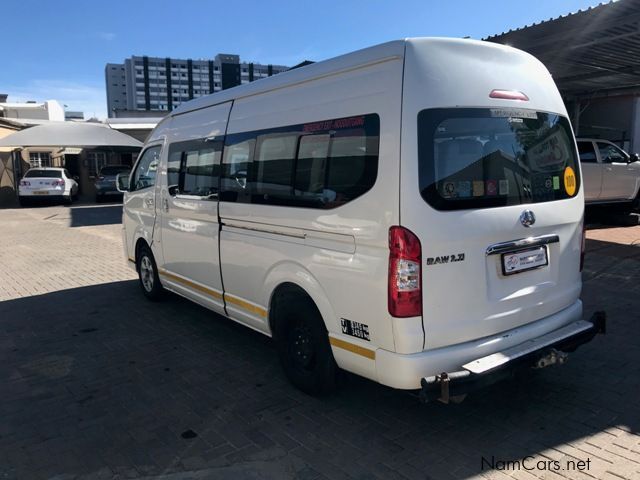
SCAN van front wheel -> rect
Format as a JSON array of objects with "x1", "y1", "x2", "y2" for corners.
[
  {"x1": 275, "y1": 298, "x2": 338, "y2": 395},
  {"x1": 137, "y1": 245, "x2": 164, "y2": 301}
]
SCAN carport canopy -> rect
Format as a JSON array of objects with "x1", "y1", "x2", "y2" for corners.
[
  {"x1": 485, "y1": 0, "x2": 640, "y2": 99},
  {"x1": 0, "y1": 122, "x2": 142, "y2": 148}
]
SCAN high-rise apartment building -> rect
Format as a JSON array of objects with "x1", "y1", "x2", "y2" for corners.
[{"x1": 105, "y1": 54, "x2": 289, "y2": 118}]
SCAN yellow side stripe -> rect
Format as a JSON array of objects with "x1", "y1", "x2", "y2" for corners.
[
  {"x1": 158, "y1": 269, "x2": 266, "y2": 317},
  {"x1": 158, "y1": 269, "x2": 223, "y2": 300},
  {"x1": 329, "y1": 336, "x2": 376, "y2": 360},
  {"x1": 224, "y1": 294, "x2": 268, "y2": 318}
]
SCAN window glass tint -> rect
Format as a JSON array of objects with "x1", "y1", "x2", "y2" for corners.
[
  {"x1": 252, "y1": 134, "x2": 297, "y2": 203},
  {"x1": 220, "y1": 139, "x2": 254, "y2": 202},
  {"x1": 167, "y1": 150, "x2": 181, "y2": 188},
  {"x1": 418, "y1": 108, "x2": 581, "y2": 210},
  {"x1": 167, "y1": 140, "x2": 221, "y2": 196},
  {"x1": 25, "y1": 169, "x2": 62, "y2": 178},
  {"x1": 326, "y1": 129, "x2": 376, "y2": 208},
  {"x1": 295, "y1": 135, "x2": 329, "y2": 199},
  {"x1": 182, "y1": 146, "x2": 219, "y2": 196},
  {"x1": 578, "y1": 141, "x2": 597, "y2": 163},
  {"x1": 132, "y1": 146, "x2": 160, "y2": 190},
  {"x1": 220, "y1": 114, "x2": 379, "y2": 209},
  {"x1": 597, "y1": 142, "x2": 628, "y2": 163}
]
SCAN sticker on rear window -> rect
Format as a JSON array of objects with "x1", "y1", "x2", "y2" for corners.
[
  {"x1": 564, "y1": 167, "x2": 577, "y2": 196},
  {"x1": 486, "y1": 180, "x2": 497, "y2": 196},
  {"x1": 489, "y1": 108, "x2": 537, "y2": 119},
  {"x1": 473, "y1": 180, "x2": 484, "y2": 196},
  {"x1": 458, "y1": 181, "x2": 471, "y2": 197}
]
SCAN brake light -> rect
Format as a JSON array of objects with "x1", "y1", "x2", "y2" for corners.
[
  {"x1": 388, "y1": 226, "x2": 422, "y2": 317},
  {"x1": 489, "y1": 89, "x2": 529, "y2": 101},
  {"x1": 20, "y1": 180, "x2": 30, "y2": 186},
  {"x1": 580, "y1": 221, "x2": 586, "y2": 272},
  {"x1": 53, "y1": 179, "x2": 65, "y2": 187}
]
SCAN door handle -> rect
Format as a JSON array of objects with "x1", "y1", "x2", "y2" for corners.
[
  {"x1": 145, "y1": 198, "x2": 154, "y2": 207},
  {"x1": 163, "y1": 198, "x2": 169, "y2": 212}
]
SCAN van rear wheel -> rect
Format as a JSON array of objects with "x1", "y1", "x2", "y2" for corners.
[
  {"x1": 274, "y1": 298, "x2": 338, "y2": 395},
  {"x1": 137, "y1": 245, "x2": 164, "y2": 301}
]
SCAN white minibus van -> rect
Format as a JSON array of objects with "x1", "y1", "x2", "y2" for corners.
[{"x1": 118, "y1": 38, "x2": 605, "y2": 402}]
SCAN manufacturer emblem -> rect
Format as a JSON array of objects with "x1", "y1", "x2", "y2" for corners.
[{"x1": 520, "y1": 210, "x2": 536, "y2": 227}]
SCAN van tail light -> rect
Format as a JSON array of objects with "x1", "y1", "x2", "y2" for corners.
[
  {"x1": 20, "y1": 180, "x2": 30, "y2": 186},
  {"x1": 580, "y1": 221, "x2": 586, "y2": 272},
  {"x1": 489, "y1": 89, "x2": 529, "y2": 101},
  {"x1": 388, "y1": 226, "x2": 422, "y2": 317}
]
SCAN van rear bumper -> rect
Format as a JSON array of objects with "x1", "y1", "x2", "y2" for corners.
[
  {"x1": 419, "y1": 311, "x2": 605, "y2": 403},
  {"x1": 375, "y1": 300, "x2": 599, "y2": 389}
]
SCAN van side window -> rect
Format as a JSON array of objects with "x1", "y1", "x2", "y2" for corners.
[
  {"x1": 182, "y1": 145, "x2": 220, "y2": 196},
  {"x1": 220, "y1": 114, "x2": 379, "y2": 208},
  {"x1": 220, "y1": 138, "x2": 254, "y2": 202},
  {"x1": 167, "y1": 150, "x2": 182, "y2": 188},
  {"x1": 167, "y1": 140, "x2": 222, "y2": 197},
  {"x1": 252, "y1": 134, "x2": 298, "y2": 204},
  {"x1": 131, "y1": 145, "x2": 161, "y2": 191},
  {"x1": 295, "y1": 134, "x2": 330, "y2": 200},
  {"x1": 326, "y1": 128, "x2": 377, "y2": 208}
]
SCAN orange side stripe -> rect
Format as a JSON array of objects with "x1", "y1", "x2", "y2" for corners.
[
  {"x1": 158, "y1": 269, "x2": 223, "y2": 300},
  {"x1": 224, "y1": 294, "x2": 268, "y2": 318},
  {"x1": 329, "y1": 336, "x2": 376, "y2": 360}
]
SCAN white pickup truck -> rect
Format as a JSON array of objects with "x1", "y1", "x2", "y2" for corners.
[{"x1": 577, "y1": 138, "x2": 640, "y2": 211}]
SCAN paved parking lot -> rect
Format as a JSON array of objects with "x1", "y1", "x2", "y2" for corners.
[{"x1": 1, "y1": 203, "x2": 639, "y2": 480}]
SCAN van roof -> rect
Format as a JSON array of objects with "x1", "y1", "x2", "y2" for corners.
[{"x1": 169, "y1": 37, "x2": 524, "y2": 118}]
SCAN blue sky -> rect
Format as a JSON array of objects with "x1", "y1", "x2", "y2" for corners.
[{"x1": 2, "y1": 0, "x2": 601, "y2": 119}]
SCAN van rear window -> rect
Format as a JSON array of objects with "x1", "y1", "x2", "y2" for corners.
[{"x1": 417, "y1": 108, "x2": 580, "y2": 210}]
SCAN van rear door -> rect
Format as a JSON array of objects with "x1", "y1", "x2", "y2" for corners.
[{"x1": 410, "y1": 107, "x2": 584, "y2": 350}]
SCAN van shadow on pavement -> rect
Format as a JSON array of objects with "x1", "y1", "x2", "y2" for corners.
[
  {"x1": 1, "y1": 239, "x2": 639, "y2": 480},
  {"x1": 69, "y1": 204, "x2": 123, "y2": 227}
]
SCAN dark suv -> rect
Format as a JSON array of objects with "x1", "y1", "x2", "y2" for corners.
[{"x1": 95, "y1": 165, "x2": 130, "y2": 202}]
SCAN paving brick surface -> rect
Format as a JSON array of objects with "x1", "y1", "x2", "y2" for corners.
[{"x1": 0, "y1": 203, "x2": 639, "y2": 480}]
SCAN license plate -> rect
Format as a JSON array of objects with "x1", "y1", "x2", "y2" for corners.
[
  {"x1": 502, "y1": 246, "x2": 548, "y2": 275},
  {"x1": 33, "y1": 191, "x2": 49, "y2": 195}
]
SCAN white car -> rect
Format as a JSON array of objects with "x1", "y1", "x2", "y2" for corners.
[
  {"x1": 18, "y1": 167, "x2": 79, "y2": 206},
  {"x1": 577, "y1": 138, "x2": 640, "y2": 211},
  {"x1": 119, "y1": 38, "x2": 604, "y2": 401}
]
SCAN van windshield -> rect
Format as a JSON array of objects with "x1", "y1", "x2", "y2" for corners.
[{"x1": 417, "y1": 108, "x2": 580, "y2": 210}]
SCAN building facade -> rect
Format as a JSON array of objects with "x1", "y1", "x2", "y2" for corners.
[{"x1": 105, "y1": 54, "x2": 289, "y2": 118}]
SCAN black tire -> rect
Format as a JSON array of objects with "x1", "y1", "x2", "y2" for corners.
[
  {"x1": 63, "y1": 193, "x2": 73, "y2": 205},
  {"x1": 274, "y1": 297, "x2": 338, "y2": 395},
  {"x1": 136, "y1": 245, "x2": 164, "y2": 301}
]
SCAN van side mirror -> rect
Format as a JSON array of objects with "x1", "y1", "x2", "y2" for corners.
[
  {"x1": 631, "y1": 153, "x2": 639, "y2": 163},
  {"x1": 116, "y1": 173, "x2": 130, "y2": 192}
]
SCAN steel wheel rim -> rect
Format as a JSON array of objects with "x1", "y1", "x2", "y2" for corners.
[
  {"x1": 140, "y1": 256, "x2": 154, "y2": 292},
  {"x1": 288, "y1": 323, "x2": 316, "y2": 373}
]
